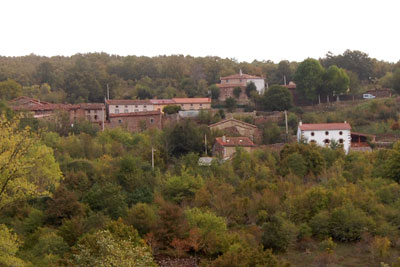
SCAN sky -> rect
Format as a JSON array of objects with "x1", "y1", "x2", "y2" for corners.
[{"x1": 1, "y1": 0, "x2": 399, "y2": 63}]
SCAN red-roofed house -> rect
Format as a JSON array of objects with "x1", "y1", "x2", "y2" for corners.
[
  {"x1": 297, "y1": 122, "x2": 352, "y2": 153},
  {"x1": 172, "y1": 98, "x2": 211, "y2": 111},
  {"x1": 216, "y1": 70, "x2": 265, "y2": 103},
  {"x1": 107, "y1": 110, "x2": 162, "y2": 132},
  {"x1": 212, "y1": 136, "x2": 256, "y2": 158},
  {"x1": 106, "y1": 99, "x2": 154, "y2": 115}
]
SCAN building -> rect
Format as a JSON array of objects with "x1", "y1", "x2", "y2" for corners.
[
  {"x1": 208, "y1": 118, "x2": 258, "y2": 141},
  {"x1": 150, "y1": 99, "x2": 176, "y2": 113},
  {"x1": 216, "y1": 70, "x2": 265, "y2": 103},
  {"x1": 297, "y1": 122, "x2": 352, "y2": 154},
  {"x1": 108, "y1": 110, "x2": 162, "y2": 132},
  {"x1": 172, "y1": 98, "x2": 211, "y2": 111},
  {"x1": 350, "y1": 132, "x2": 376, "y2": 152},
  {"x1": 212, "y1": 136, "x2": 256, "y2": 158},
  {"x1": 74, "y1": 103, "x2": 106, "y2": 127},
  {"x1": 105, "y1": 99, "x2": 154, "y2": 115}
]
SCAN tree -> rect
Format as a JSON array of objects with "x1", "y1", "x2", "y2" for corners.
[
  {"x1": 71, "y1": 229, "x2": 156, "y2": 267},
  {"x1": 294, "y1": 58, "x2": 324, "y2": 102},
  {"x1": 392, "y1": 68, "x2": 400, "y2": 94},
  {"x1": 262, "y1": 85, "x2": 293, "y2": 111},
  {"x1": 322, "y1": 65, "x2": 350, "y2": 102},
  {"x1": 0, "y1": 224, "x2": 26, "y2": 266},
  {"x1": 210, "y1": 84, "x2": 220, "y2": 100},
  {"x1": 0, "y1": 79, "x2": 22, "y2": 101},
  {"x1": 225, "y1": 97, "x2": 237, "y2": 112},
  {"x1": 261, "y1": 215, "x2": 297, "y2": 252},
  {"x1": 245, "y1": 81, "x2": 257, "y2": 97},
  {"x1": 0, "y1": 116, "x2": 62, "y2": 211},
  {"x1": 163, "y1": 105, "x2": 181, "y2": 114},
  {"x1": 233, "y1": 86, "x2": 242, "y2": 98},
  {"x1": 275, "y1": 60, "x2": 293, "y2": 85}
]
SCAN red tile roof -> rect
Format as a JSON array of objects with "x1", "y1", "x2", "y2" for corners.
[
  {"x1": 215, "y1": 136, "x2": 255, "y2": 147},
  {"x1": 172, "y1": 98, "x2": 211, "y2": 104},
  {"x1": 79, "y1": 103, "x2": 105, "y2": 109},
  {"x1": 150, "y1": 99, "x2": 176, "y2": 105},
  {"x1": 299, "y1": 123, "x2": 351, "y2": 131},
  {"x1": 109, "y1": 110, "x2": 161, "y2": 118},
  {"x1": 220, "y1": 74, "x2": 263, "y2": 80},
  {"x1": 106, "y1": 99, "x2": 152, "y2": 105}
]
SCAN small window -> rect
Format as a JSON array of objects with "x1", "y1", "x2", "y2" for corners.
[
  {"x1": 311, "y1": 132, "x2": 315, "y2": 136},
  {"x1": 144, "y1": 105, "x2": 147, "y2": 108},
  {"x1": 181, "y1": 104, "x2": 184, "y2": 107},
  {"x1": 226, "y1": 79, "x2": 229, "y2": 82},
  {"x1": 190, "y1": 104, "x2": 193, "y2": 106},
  {"x1": 88, "y1": 110, "x2": 91, "y2": 113},
  {"x1": 94, "y1": 115, "x2": 98, "y2": 120},
  {"x1": 200, "y1": 103, "x2": 203, "y2": 106},
  {"x1": 339, "y1": 131, "x2": 343, "y2": 135},
  {"x1": 324, "y1": 139, "x2": 330, "y2": 144},
  {"x1": 135, "y1": 105, "x2": 138, "y2": 108},
  {"x1": 124, "y1": 109, "x2": 128, "y2": 113},
  {"x1": 150, "y1": 118, "x2": 154, "y2": 123},
  {"x1": 339, "y1": 139, "x2": 344, "y2": 144},
  {"x1": 310, "y1": 139, "x2": 316, "y2": 144},
  {"x1": 325, "y1": 131, "x2": 329, "y2": 136},
  {"x1": 116, "y1": 105, "x2": 119, "y2": 108},
  {"x1": 118, "y1": 119, "x2": 122, "y2": 123},
  {"x1": 125, "y1": 105, "x2": 128, "y2": 108},
  {"x1": 115, "y1": 109, "x2": 119, "y2": 114},
  {"x1": 134, "y1": 109, "x2": 139, "y2": 112}
]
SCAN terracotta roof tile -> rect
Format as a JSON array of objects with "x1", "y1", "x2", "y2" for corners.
[
  {"x1": 216, "y1": 83, "x2": 245, "y2": 88},
  {"x1": 106, "y1": 99, "x2": 152, "y2": 105},
  {"x1": 299, "y1": 123, "x2": 351, "y2": 131},
  {"x1": 172, "y1": 98, "x2": 211, "y2": 104},
  {"x1": 209, "y1": 118, "x2": 257, "y2": 129},
  {"x1": 150, "y1": 99, "x2": 176, "y2": 105}
]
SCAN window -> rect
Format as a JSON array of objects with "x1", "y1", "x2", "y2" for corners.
[
  {"x1": 135, "y1": 105, "x2": 138, "y2": 108},
  {"x1": 200, "y1": 103, "x2": 203, "y2": 106},
  {"x1": 124, "y1": 109, "x2": 128, "y2": 113},
  {"x1": 325, "y1": 131, "x2": 329, "y2": 136},
  {"x1": 125, "y1": 105, "x2": 128, "y2": 108},
  {"x1": 150, "y1": 118, "x2": 154, "y2": 123},
  {"x1": 88, "y1": 110, "x2": 91, "y2": 113},
  {"x1": 144, "y1": 105, "x2": 147, "y2": 108},
  {"x1": 226, "y1": 79, "x2": 229, "y2": 82},
  {"x1": 339, "y1": 138, "x2": 344, "y2": 144},
  {"x1": 310, "y1": 139, "x2": 316, "y2": 144},
  {"x1": 311, "y1": 132, "x2": 315, "y2": 136},
  {"x1": 115, "y1": 109, "x2": 119, "y2": 114},
  {"x1": 118, "y1": 119, "x2": 122, "y2": 123},
  {"x1": 134, "y1": 109, "x2": 139, "y2": 112},
  {"x1": 190, "y1": 104, "x2": 193, "y2": 106},
  {"x1": 339, "y1": 131, "x2": 343, "y2": 135},
  {"x1": 324, "y1": 139, "x2": 330, "y2": 144},
  {"x1": 116, "y1": 105, "x2": 119, "y2": 108},
  {"x1": 94, "y1": 115, "x2": 98, "y2": 120}
]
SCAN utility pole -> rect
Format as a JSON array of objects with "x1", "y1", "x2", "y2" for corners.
[
  {"x1": 204, "y1": 134, "x2": 207, "y2": 155},
  {"x1": 107, "y1": 84, "x2": 110, "y2": 100},
  {"x1": 102, "y1": 106, "x2": 105, "y2": 131},
  {"x1": 284, "y1": 75, "x2": 287, "y2": 86},
  {"x1": 285, "y1": 110, "x2": 289, "y2": 142},
  {"x1": 151, "y1": 147, "x2": 156, "y2": 170}
]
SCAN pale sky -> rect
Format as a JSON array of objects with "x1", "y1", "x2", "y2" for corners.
[{"x1": 1, "y1": 0, "x2": 399, "y2": 63}]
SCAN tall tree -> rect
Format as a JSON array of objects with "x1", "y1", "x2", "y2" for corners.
[
  {"x1": 322, "y1": 65, "x2": 350, "y2": 102},
  {"x1": 294, "y1": 58, "x2": 324, "y2": 102},
  {"x1": 262, "y1": 85, "x2": 293, "y2": 111}
]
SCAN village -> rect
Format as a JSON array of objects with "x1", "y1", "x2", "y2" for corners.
[{"x1": 8, "y1": 69, "x2": 388, "y2": 163}]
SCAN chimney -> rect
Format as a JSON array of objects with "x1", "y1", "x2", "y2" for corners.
[
  {"x1": 222, "y1": 135, "x2": 226, "y2": 142},
  {"x1": 299, "y1": 121, "x2": 302, "y2": 126}
]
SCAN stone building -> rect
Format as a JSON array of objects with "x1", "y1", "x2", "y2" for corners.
[
  {"x1": 108, "y1": 110, "x2": 162, "y2": 132},
  {"x1": 212, "y1": 136, "x2": 256, "y2": 158}
]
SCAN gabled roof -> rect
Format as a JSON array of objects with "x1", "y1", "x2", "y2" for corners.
[
  {"x1": 172, "y1": 98, "x2": 211, "y2": 104},
  {"x1": 150, "y1": 99, "x2": 176, "y2": 105},
  {"x1": 109, "y1": 110, "x2": 161, "y2": 118},
  {"x1": 215, "y1": 136, "x2": 255, "y2": 147},
  {"x1": 220, "y1": 73, "x2": 263, "y2": 80},
  {"x1": 106, "y1": 99, "x2": 152, "y2": 105},
  {"x1": 299, "y1": 123, "x2": 351, "y2": 131},
  {"x1": 9, "y1": 96, "x2": 51, "y2": 106},
  {"x1": 209, "y1": 118, "x2": 257, "y2": 129}
]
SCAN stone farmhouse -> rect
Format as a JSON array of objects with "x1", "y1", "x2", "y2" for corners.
[
  {"x1": 208, "y1": 118, "x2": 258, "y2": 141},
  {"x1": 212, "y1": 136, "x2": 256, "y2": 158}
]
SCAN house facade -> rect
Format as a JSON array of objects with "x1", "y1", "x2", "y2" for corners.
[
  {"x1": 212, "y1": 136, "x2": 256, "y2": 158},
  {"x1": 216, "y1": 70, "x2": 265, "y2": 103},
  {"x1": 106, "y1": 99, "x2": 154, "y2": 114},
  {"x1": 297, "y1": 122, "x2": 352, "y2": 154},
  {"x1": 108, "y1": 110, "x2": 162, "y2": 132},
  {"x1": 208, "y1": 118, "x2": 258, "y2": 141},
  {"x1": 150, "y1": 99, "x2": 176, "y2": 113},
  {"x1": 172, "y1": 98, "x2": 211, "y2": 111}
]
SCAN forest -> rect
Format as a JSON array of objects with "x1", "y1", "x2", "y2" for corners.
[{"x1": 1, "y1": 51, "x2": 400, "y2": 266}]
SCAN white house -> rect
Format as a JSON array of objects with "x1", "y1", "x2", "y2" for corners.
[
  {"x1": 297, "y1": 122, "x2": 352, "y2": 154},
  {"x1": 106, "y1": 99, "x2": 154, "y2": 114}
]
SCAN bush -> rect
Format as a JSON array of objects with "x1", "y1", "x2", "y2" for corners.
[
  {"x1": 163, "y1": 105, "x2": 181, "y2": 114},
  {"x1": 261, "y1": 215, "x2": 297, "y2": 252}
]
